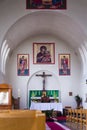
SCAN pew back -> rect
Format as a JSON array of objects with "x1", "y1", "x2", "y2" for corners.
[{"x1": 0, "y1": 110, "x2": 46, "y2": 130}]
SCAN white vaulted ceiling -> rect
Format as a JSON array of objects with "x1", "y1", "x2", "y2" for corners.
[{"x1": 4, "y1": 11, "x2": 87, "y2": 53}]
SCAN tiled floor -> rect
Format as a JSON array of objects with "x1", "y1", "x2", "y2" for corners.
[
  {"x1": 65, "y1": 122, "x2": 86, "y2": 130},
  {"x1": 46, "y1": 122, "x2": 71, "y2": 130},
  {"x1": 46, "y1": 124, "x2": 51, "y2": 130},
  {"x1": 46, "y1": 116, "x2": 86, "y2": 130}
]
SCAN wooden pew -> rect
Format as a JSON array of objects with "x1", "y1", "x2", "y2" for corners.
[{"x1": 0, "y1": 110, "x2": 46, "y2": 130}]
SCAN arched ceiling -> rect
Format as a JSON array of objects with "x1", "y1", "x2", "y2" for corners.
[{"x1": 3, "y1": 11, "x2": 87, "y2": 54}]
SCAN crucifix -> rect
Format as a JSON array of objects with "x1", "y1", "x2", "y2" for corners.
[{"x1": 36, "y1": 72, "x2": 52, "y2": 91}]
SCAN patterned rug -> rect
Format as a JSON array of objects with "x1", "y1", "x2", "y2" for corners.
[{"x1": 46, "y1": 121, "x2": 71, "y2": 130}]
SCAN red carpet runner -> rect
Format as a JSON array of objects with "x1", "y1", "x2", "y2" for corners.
[{"x1": 46, "y1": 121, "x2": 71, "y2": 130}]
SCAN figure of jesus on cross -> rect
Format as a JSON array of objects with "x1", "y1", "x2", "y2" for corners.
[
  {"x1": 36, "y1": 72, "x2": 52, "y2": 102},
  {"x1": 36, "y1": 72, "x2": 52, "y2": 91}
]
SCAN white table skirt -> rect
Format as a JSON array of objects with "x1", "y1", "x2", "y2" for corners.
[{"x1": 30, "y1": 102, "x2": 62, "y2": 112}]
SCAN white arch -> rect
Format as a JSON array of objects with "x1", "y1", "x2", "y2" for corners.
[
  {"x1": 78, "y1": 47, "x2": 85, "y2": 75},
  {"x1": 27, "y1": 70, "x2": 61, "y2": 108},
  {"x1": 1, "y1": 43, "x2": 8, "y2": 73},
  {"x1": 1, "y1": 40, "x2": 7, "y2": 57},
  {"x1": 3, "y1": 47, "x2": 10, "y2": 74}
]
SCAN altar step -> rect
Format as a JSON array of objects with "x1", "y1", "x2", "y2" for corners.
[
  {"x1": 46, "y1": 121, "x2": 71, "y2": 130},
  {"x1": 46, "y1": 116, "x2": 66, "y2": 123}
]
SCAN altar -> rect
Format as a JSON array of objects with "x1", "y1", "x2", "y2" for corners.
[
  {"x1": 30, "y1": 102, "x2": 63, "y2": 112},
  {"x1": 28, "y1": 72, "x2": 61, "y2": 110}
]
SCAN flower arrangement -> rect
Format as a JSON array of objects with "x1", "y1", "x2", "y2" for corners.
[{"x1": 75, "y1": 95, "x2": 82, "y2": 108}]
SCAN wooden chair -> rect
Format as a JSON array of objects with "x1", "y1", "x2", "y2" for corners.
[
  {"x1": 66, "y1": 108, "x2": 72, "y2": 127},
  {"x1": 82, "y1": 109, "x2": 87, "y2": 130},
  {"x1": 64, "y1": 106, "x2": 72, "y2": 116},
  {"x1": 72, "y1": 109, "x2": 83, "y2": 129},
  {"x1": 0, "y1": 84, "x2": 12, "y2": 109},
  {"x1": 70, "y1": 109, "x2": 78, "y2": 129}
]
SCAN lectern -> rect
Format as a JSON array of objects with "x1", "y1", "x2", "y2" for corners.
[{"x1": 0, "y1": 84, "x2": 12, "y2": 109}]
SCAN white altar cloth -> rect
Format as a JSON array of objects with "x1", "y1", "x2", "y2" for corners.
[{"x1": 30, "y1": 102, "x2": 63, "y2": 112}]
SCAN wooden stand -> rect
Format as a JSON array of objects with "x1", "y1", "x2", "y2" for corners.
[
  {"x1": 12, "y1": 97, "x2": 20, "y2": 109},
  {"x1": 0, "y1": 84, "x2": 12, "y2": 109}
]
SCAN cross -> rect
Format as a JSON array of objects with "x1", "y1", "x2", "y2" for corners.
[{"x1": 36, "y1": 72, "x2": 52, "y2": 90}]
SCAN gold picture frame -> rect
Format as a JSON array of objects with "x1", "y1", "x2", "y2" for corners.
[
  {"x1": 26, "y1": 0, "x2": 67, "y2": 10},
  {"x1": 33, "y1": 43, "x2": 55, "y2": 64},
  {"x1": 17, "y1": 54, "x2": 29, "y2": 76},
  {"x1": 59, "y1": 54, "x2": 70, "y2": 75}
]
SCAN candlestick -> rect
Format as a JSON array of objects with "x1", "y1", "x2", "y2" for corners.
[{"x1": 18, "y1": 89, "x2": 20, "y2": 98}]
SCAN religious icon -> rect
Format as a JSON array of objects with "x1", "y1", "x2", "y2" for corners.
[
  {"x1": 59, "y1": 54, "x2": 70, "y2": 75},
  {"x1": 33, "y1": 43, "x2": 55, "y2": 64},
  {"x1": 41, "y1": 90, "x2": 50, "y2": 102},
  {"x1": 17, "y1": 54, "x2": 29, "y2": 76},
  {"x1": 26, "y1": 0, "x2": 66, "y2": 9},
  {"x1": 69, "y1": 92, "x2": 72, "y2": 96}
]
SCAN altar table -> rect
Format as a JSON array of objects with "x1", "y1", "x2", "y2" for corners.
[{"x1": 30, "y1": 102, "x2": 63, "y2": 112}]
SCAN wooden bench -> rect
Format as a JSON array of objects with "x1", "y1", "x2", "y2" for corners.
[{"x1": 0, "y1": 110, "x2": 46, "y2": 130}]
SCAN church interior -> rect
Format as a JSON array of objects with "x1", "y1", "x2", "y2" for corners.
[{"x1": 0, "y1": 0, "x2": 87, "y2": 129}]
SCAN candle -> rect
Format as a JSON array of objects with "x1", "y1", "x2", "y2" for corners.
[{"x1": 18, "y1": 89, "x2": 20, "y2": 97}]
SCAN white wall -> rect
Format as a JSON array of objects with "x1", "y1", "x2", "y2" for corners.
[
  {"x1": 0, "y1": 0, "x2": 86, "y2": 109},
  {"x1": 6, "y1": 35, "x2": 82, "y2": 109},
  {"x1": 0, "y1": 71, "x2": 5, "y2": 83}
]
